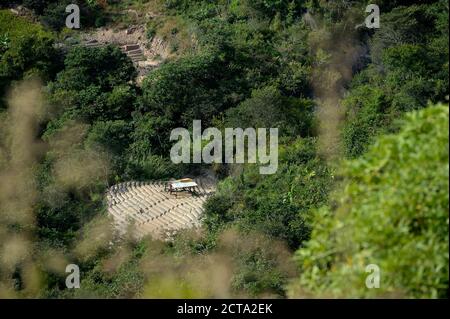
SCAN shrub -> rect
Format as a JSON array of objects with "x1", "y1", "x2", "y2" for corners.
[{"x1": 291, "y1": 104, "x2": 449, "y2": 298}]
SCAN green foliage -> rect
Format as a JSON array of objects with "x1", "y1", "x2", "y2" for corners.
[
  {"x1": 49, "y1": 45, "x2": 137, "y2": 123},
  {"x1": 232, "y1": 248, "x2": 287, "y2": 296},
  {"x1": 60, "y1": 45, "x2": 137, "y2": 90},
  {"x1": 228, "y1": 0, "x2": 305, "y2": 21},
  {"x1": 146, "y1": 24, "x2": 157, "y2": 41},
  {"x1": 0, "y1": 10, "x2": 60, "y2": 104},
  {"x1": 342, "y1": 84, "x2": 389, "y2": 157},
  {"x1": 1, "y1": 0, "x2": 447, "y2": 299},
  {"x1": 228, "y1": 232, "x2": 296, "y2": 297},
  {"x1": 293, "y1": 105, "x2": 449, "y2": 298},
  {"x1": 55, "y1": 242, "x2": 147, "y2": 298},
  {"x1": 342, "y1": 2, "x2": 449, "y2": 158},
  {"x1": 140, "y1": 49, "x2": 248, "y2": 127},
  {"x1": 36, "y1": 191, "x2": 105, "y2": 247},
  {"x1": 15, "y1": 0, "x2": 107, "y2": 30},
  {"x1": 86, "y1": 120, "x2": 133, "y2": 156},
  {"x1": 40, "y1": 0, "x2": 75, "y2": 30},
  {"x1": 34, "y1": 153, "x2": 107, "y2": 247},
  {"x1": 225, "y1": 85, "x2": 314, "y2": 137},
  {"x1": 204, "y1": 138, "x2": 332, "y2": 250},
  {"x1": 22, "y1": 1, "x2": 55, "y2": 15},
  {"x1": 73, "y1": 260, "x2": 145, "y2": 298},
  {"x1": 125, "y1": 154, "x2": 187, "y2": 181},
  {"x1": 129, "y1": 112, "x2": 174, "y2": 159}
]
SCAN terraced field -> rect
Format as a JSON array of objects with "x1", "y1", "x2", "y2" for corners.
[{"x1": 106, "y1": 178, "x2": 215, "y2": 239}]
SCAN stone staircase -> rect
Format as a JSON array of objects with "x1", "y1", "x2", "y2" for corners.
[
  {"x1": 120, "y1": 44, "x2": 146, "y2": 62},
  {"x1": 83, "y1": 39, "x2": 103, "y2": 48},
  {"x1": 81, "y1": 40, "x2": 146, "y2": 63}
]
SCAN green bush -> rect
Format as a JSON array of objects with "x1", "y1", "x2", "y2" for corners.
[
  {"x1": 342, "y1": 2, "x2": 449, "y2": 158},
  {"x1": 204, "y1": 138, "x2": 332, "y2": 250},
  {"x1": 292, "y1": 104, "x2": 449, "y2": 298},
  {"x1": 124, "y1": 155, "x2": 187, "y2": 181},
  {"x1": 0, "y1": 10, "x2": 60, "y2": 104},
  {"x1": 225, "y1": 85, "x2": 314, "y2": 137},
  {"x1": 48, "y1": 45, "x2": 137, "y2": 123},
  {"x1": 140, "y1": 49, "x2": 248, "y2": 127}
]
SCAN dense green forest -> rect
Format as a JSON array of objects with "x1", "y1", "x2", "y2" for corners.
[{"x1": 0, "y1": 0, "x2": 448, "y2": 298}]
